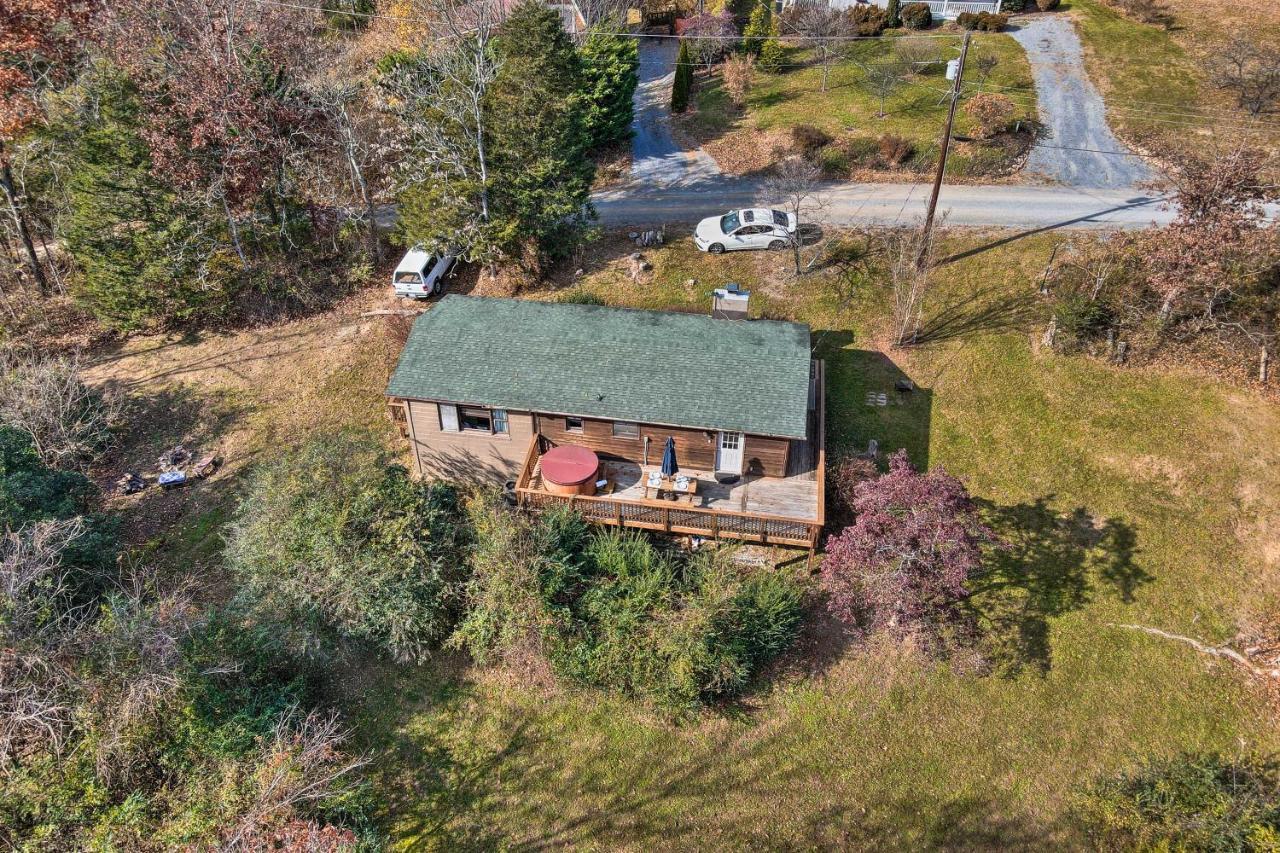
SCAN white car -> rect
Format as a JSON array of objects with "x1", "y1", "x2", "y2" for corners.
[
  {"x1": 393, "y1": 244, "x2": 456, "y2": 298},
  {"x1": 693, "y1": 208, "x2": 798, "y2": 254}
]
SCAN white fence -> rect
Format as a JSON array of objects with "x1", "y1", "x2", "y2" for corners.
[{"x1": 823, "y1": 0, "x2": 1002, "y2": 17}]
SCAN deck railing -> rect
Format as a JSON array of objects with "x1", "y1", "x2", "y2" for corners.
[{"x1": 514, "y1": 362, "x2": 827, "y2": 553}]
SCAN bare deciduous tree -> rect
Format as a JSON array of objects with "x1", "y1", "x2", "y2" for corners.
[
  {"x1": 1212, "y1": 37, "x2": 1280, "y2": 117},
  {"x1": 763, "y1": 156, "x2": 829, "y2": 276},
  {"x1": 973, "y1": 53, "x2": 999, "y2": 91},
  {"x1": 723, "y1": 52, "x2": 756, "y2": 108},
  {"x1": 885, "y1": 221, "x2": 940, "y2": 346},
  {"x1": 0, "y1": 518, "x2": 89, "y2": 764},
  {"x1": 782, "y1": 0, "x2": 851, "y2": 93},
  {"x1": 223, "y1": 709, "x2": 370, "y2": 851},
  {"x1": 682, "y1": 12, "x2": 737, "y2": 74},
  {"x1": 378, "y1": 0, "x2": 504, "y2": 265},
  {"x1": 860, "y1": 57, "x2": 907, "y2": 118},
  {"x1": 310, "y1": 82, "x2": 387, "y2": 263},
  {"x1": 0, "y1": 348, "x2": 121, "y2": 468},
  {"x1": 894, "y1": 37, "x2": 943, "y2": 76}
]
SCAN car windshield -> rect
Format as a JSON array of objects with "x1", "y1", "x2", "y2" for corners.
[
  {"x1": 772, "y1": 209, "x2": 789, "y2": 226},
  {"x1": 719, "y1": 212, "x2": 741, "y2": 233}
]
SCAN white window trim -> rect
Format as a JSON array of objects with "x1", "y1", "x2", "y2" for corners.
[
  {"x1": 439, "y1": 403, "x2": 459, "y2": 432},
  {"x1": 612, "y1": 421, "x2": 640, "y2": 439}
]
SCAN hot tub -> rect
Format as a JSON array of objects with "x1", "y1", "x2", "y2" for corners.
[{"x1": 539, "y1": 445, "x2": 599, "y2": 496}]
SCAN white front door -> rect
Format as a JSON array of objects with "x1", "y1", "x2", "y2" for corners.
[{"x1": 716, "y1": 431, "x2": 744, "y2": 474}]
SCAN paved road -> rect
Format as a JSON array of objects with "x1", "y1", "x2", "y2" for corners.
[
  {"x1": 1008, "y1": 16, "x2": 1157, "y2": 189},
  {"x1": 594, "y1": 179, "x2": 1174, "y2": 229},
  {"x1": 630, "y1": 38, "x2": 722, "y2": 186}
]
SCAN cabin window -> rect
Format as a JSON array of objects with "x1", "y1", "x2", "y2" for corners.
[
  {"x1": 460, "y1": 406, "x2": 494, "y2": 433},
  {"x1": 492, "y1": 409, "x2": 509, "y2": 434},
  {"x1": 612, "y1": 421, "x2": 640, "y2": 439},
  {"x1": 439, "y1": 403, "x2": 459, "y2": 432},
  {"x1": 565, "y1": 416, "x2": 584, "y2": 433}
]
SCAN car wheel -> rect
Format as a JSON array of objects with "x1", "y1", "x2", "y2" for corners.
[
  {"x1": 769, "y1": 239, "x2": 787, "y2": 251},
  {"x1": 708, "y1": 243, "x2": 725, "y2": 254}
]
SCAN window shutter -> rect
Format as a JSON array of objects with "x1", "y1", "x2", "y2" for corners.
[{"x1": 439, "y1": 403, "x2": 459, "y2": 432}]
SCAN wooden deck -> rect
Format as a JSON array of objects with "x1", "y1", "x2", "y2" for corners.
[{"x1": 514, "y1": 362, "x2": 826, "y2": 552}]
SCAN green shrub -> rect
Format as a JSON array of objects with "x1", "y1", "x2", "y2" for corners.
[
  {"x1": 0, "y1": 426, "x2": 116, "y2": 575},
  {"x1": 792, "y1": 123, "x2": 833, "y2": 157},
  {"x1": 844, "y1": 136, "x2": 882, "y2": 167},
  {"x1": 1075, "y1": 753, "x2": 1280, "y2": 850},
  {"x1": 580, "y1": 29, "x2": 640, "y2": 149},
  {"x1": 817, "y1": 143, "x2": 851, "y2": 177},
  {"x1": 548, "y1": 533, "x2": 804, "y2": 709},
  {"x1": 847, "y1": 4, "x2": 887, "y2": 35},
  {"x1": 758, "y1": 19, "x2": 785, "y2": 71},
  {"x1": 743, "y1": 0, "x2": 772, "y2": 55},
  {"x1": 226, "y1": 433, "x2": 471, "y2": 663},
  {"x1": 1053, "y1": 293, "x2": 1112, "y2": 344},
  {"x1": 957, "y1": 11, "x2": 1009, "y2": 30},
  {"x1": 1000, "y1": 0, "x2": 1028, "y2": 10},
  {"x1": 672, "y1": 39, "x2": 694, "y2": 112},
  {"x1": 877, "y1": 133, "x2": 915, "y2": 167},
  {"x1": 899, "y1": 2, "x2": 932, "y2": 29},
  {"x1": 885, "y1": 0, "x2": 902, "y2": 26},
  {"x1": 321, "y1": 0, "x2": 375, "y2": 29},
  {"x1": 452, "y1": 503, "x2": 805, "y2": 710},
  {"x1": 1035, "y1": 0, "x2": 1060, "y2": 9}
]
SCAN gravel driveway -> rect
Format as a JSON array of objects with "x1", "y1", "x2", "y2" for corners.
[
  {"x1": 630, "y1": 38, "x2": 722, "y2": 186},
  {"x1": 1007, "y1": 16, "x2": 1156, "y2": 189}
]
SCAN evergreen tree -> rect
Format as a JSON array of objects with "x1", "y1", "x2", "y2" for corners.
[
  {"x1": 487, "y1": 0, "x2": 596, "y2": 262},
  {"x1": 672, "y1": 39, "x2": 694, "y2": 112},
  {"x1": 759, "y1": 20, "x2": 786, "y2": 72},
  {"x1": 44, "y1": 65, "x2": 220, "y2": 330},
  {"x1": 579, "y1": 28, "x2": 640, "y2": 149},
  {"x1": 743, "y1": 0, "x2": 772, "y2": 56},
  {"x1": 885, "y1": 0, "x2": 902, "y2": 27}
]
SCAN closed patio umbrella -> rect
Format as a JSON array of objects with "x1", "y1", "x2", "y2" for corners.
[{"x1": 661, "y1": 436, "x2": 678, "y2": 477}]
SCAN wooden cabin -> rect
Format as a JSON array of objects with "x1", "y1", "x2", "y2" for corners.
[{"x1": 386, "y1": 295, "x2": 825, "y2": 552}]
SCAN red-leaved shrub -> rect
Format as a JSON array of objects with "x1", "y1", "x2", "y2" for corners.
[{"x1": 821, "y1": 450, "x2": 998, "y2": 639}]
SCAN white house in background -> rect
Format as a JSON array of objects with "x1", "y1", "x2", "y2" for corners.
[{"x1": 782, "y1": 0, "x2": 1002, "y2": 18}]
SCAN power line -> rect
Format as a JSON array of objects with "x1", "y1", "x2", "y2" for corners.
[
  {"x1": 972, "y1": 88, "x2": 1280, "y2": 134},
  {"x1": 241, "y1": 0, "x2": 1280, "y2": 134},
  {"x1": 243, "y1": 0, "x2": 973, "y2": 40},
  {"x1": 1030, "y1": 142, "x2": 1148, "y2": 158},
  {"x1": 965, "y1": 79, "x2": 1280, "y2": 126}
]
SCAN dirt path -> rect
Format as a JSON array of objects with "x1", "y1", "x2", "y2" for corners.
[
  {"x1": 1008, "y1": 15, "x2": 1158, "y2": 189},
  {"x1": 630, "y1": 38, "x2": 722, "y2": 186}
]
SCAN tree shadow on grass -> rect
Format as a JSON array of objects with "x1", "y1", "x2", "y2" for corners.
[
  {"x1": 967, "y1": 497, "x2": 1149, "y2": 677},
  {"x1": 911, "y1": 283, "x2": 1041, "y2": 345},
  {"x1": 371, "y1": 666, "x2": 1074, "y2": 849}
]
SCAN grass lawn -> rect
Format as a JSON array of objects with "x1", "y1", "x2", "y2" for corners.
[
  {"x1": 359, "y1": 234, "x2": 1277, "y2": 848},
  {"x1": 679, "y1": 35, "x2": 1037, "y2": 180},
  {"x1": 1067, "y1": 0, "x2": 1280, "y2": 153},
  {"x1": 84, "y1": 232, "x2": 1280, "y2": 848}
]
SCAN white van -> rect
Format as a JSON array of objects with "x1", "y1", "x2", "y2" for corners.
[{"x1": 393, "y1": 245, "x2": 456, "y2": 299}]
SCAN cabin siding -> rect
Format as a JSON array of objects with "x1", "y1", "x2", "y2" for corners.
[
  {"x1": 536, "y1": 415, "x2": 718, "y2": 469},
  {"x1": 743, "y1": 434, "x2": 790, "y2": 477},
  {"x1": 536, "y1": 414, "x2": 790, "y2": 477},
  {"x1": 403, "y1": 403, "x2": 792, "y2": 481},
  {"x1": 405, "y1": 400, "x2": 534, "y2": 481}
]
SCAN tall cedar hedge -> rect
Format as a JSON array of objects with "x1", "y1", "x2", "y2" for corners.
[{"x1": 672, "y1": 39, "x2": 693, "y2": 112}]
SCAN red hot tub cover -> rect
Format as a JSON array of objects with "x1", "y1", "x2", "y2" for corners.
[{"x1": 540, "y1": 445, "x2": 599, "y2": 485}]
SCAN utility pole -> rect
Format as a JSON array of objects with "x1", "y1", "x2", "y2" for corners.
[{"x1": 917, "y1": 30, "x2": 971, "y2": 269}]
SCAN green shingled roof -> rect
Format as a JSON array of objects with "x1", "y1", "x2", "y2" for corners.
[{"x1": 386, "y1": 296, "x2": 813, "y2": 439}]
